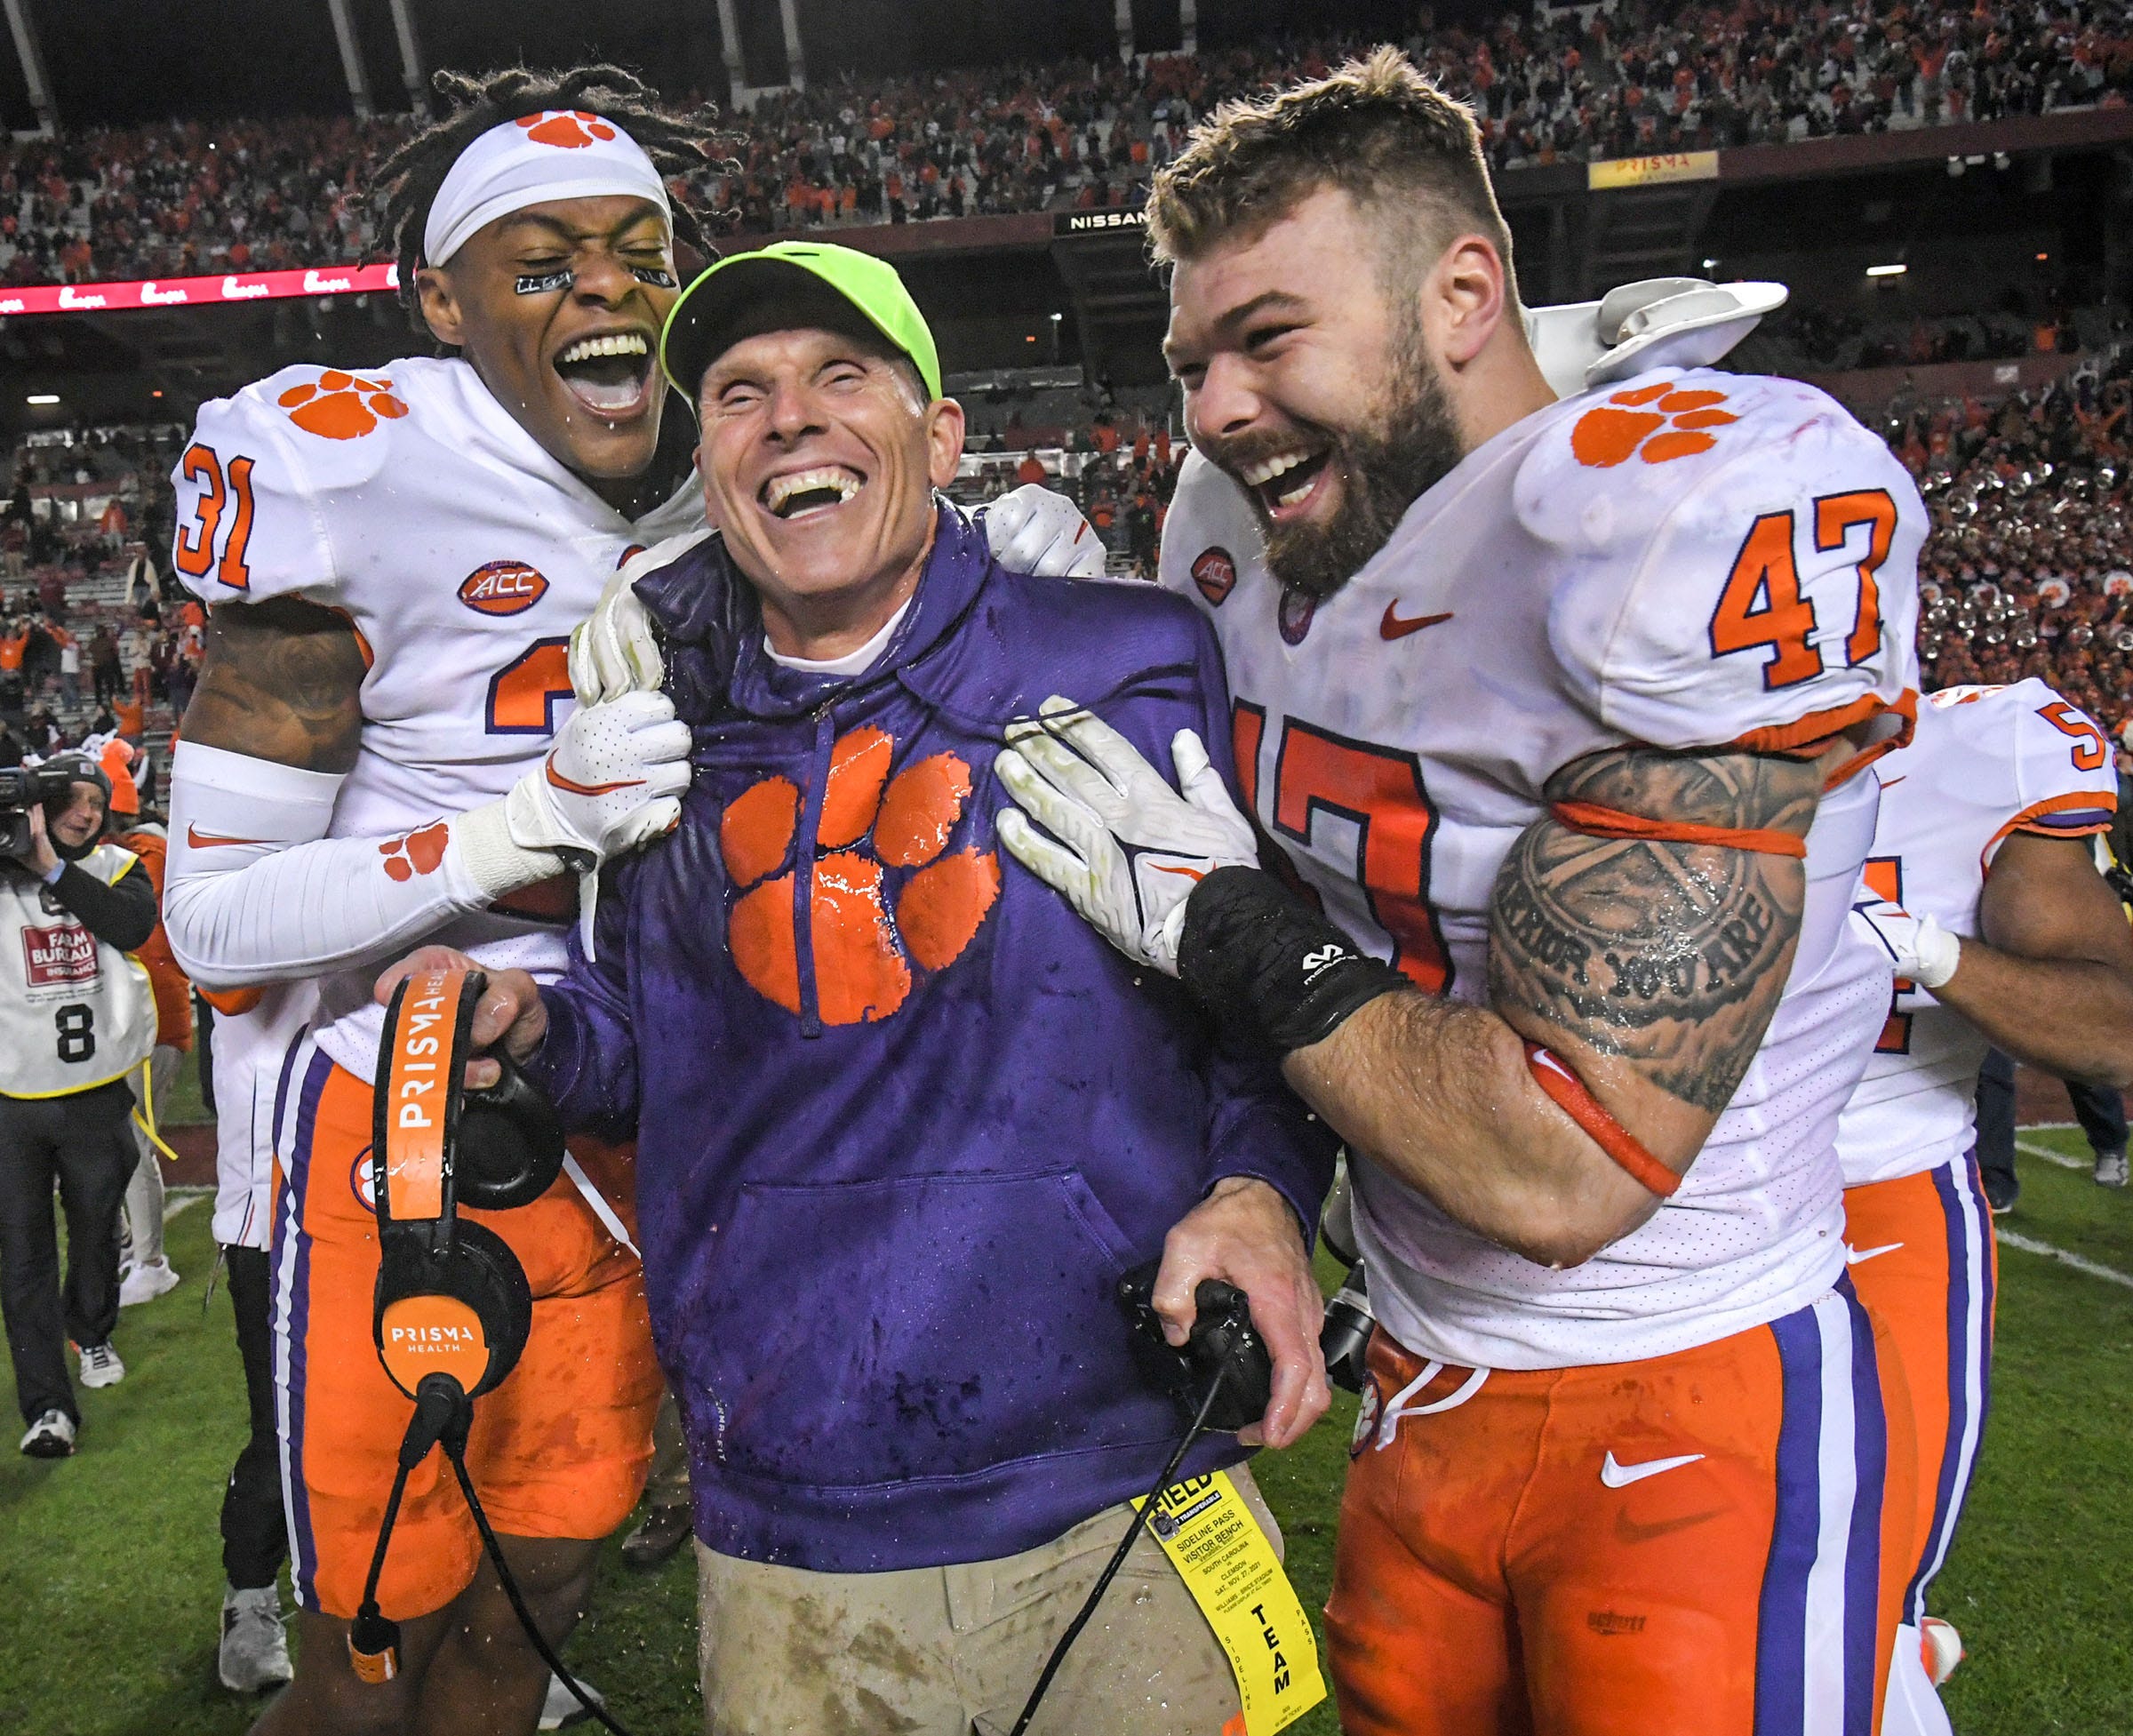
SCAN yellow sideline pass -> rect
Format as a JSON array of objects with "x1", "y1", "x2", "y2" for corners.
[{"x1": 1137, "y1": 1469, "x2": 1327, "y2": 1734}]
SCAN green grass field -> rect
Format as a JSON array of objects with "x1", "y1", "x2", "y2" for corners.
[{"x1": 2, "y1": 1126, "x2": 2127, "y2": 1735}]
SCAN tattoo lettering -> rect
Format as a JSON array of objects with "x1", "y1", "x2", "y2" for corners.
[
  {"x1": 1487, "y1": 746, "x2": 1818, "y2": 1112},
  {"x1": 183, "y1": 596, "x2": 368, "y2": 772}
]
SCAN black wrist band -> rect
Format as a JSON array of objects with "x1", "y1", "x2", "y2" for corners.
[{"x1": 1176, "y1": 866, "x2": 1409, "y2": 1054}]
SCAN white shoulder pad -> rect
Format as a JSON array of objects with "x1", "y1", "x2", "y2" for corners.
[
  {"x1": 1522, "y1": 369, "x2": 1923, "y2": 752},
  {"x1": 619, "y1": 525, "x2": 715, "y2": 589},
  {"x1": 1157, "y1": 447, "x2": 1266, "y2": 610},
  {"x1": 170, "y1": 362, "x2": 414, "y2": 609},
  {"x1": 1930, "y1": 680, "x2": 2119, "y2": 863}
]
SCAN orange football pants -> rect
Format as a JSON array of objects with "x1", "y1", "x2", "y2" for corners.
[
  {"x1": 1326, "y1": 1284, "x2": 1915, "y2": 1736},
  {"x1": 1841, "y1": 1153, "x2": 1996, "y2": 1625},
  {"x1": 269, "y1": 1044, "x2": 661, "y2": 1621}
]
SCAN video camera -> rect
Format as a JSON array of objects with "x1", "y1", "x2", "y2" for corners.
[{"x1": 0, "y1": 763, "x2": 85, "y2": 860}]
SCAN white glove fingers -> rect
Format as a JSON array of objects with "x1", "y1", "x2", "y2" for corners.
[
  {"x1": 1035, "y1": 696, "x2": 1164, "y2": 799},
  {"x1": 995, "y1": 806, "x2": 1091, "y2": 891},
  {"x1": 1001, "y1": 721, "x2": 1125, "y2": 817},
  {"x1": 630, "y1": 719, "x2": 696, "y2": 764},
  {"x1": 994, "y1": 748, "x2": 1110, "y2": 858},
  {"x1": 608, "y1": 689, "x2": 678, "y2": 727}
]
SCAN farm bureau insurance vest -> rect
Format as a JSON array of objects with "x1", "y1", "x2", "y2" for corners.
[{"x1": 0, "y1": 843, "x2": 156, "y2": 1097}]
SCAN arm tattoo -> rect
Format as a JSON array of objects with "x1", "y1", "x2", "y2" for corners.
[
  {"x1": 182, "y1": 597, "x2": 368, "y2": 773},
  {"x1": 1487, "y1": 746, "x2": 1820, "y2": 1113}
]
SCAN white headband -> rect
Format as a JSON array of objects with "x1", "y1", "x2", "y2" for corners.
[{"x1": 423, "y1": 110, "x2": 673, "y2": 268}]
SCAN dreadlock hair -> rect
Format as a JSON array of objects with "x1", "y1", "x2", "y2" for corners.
[{"x1": 372, "y1": 63, "x2": 729, "y2": 326}]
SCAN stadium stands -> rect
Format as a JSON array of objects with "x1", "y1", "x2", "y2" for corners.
[
  {"x1": 5, "y1": 1, "x2": 2129, "y2": 287},
  {"x1": 24, "y1": 335, "x2": 2130, "y2": 733}
]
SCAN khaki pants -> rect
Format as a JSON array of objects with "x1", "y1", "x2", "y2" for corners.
[{"x1": 697, "y1": 1462, "x2": 1279, "y2": 1736}]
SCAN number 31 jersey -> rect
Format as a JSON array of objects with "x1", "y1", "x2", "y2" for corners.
[
  {"x1": 1161, "y1": 367, "x2": 1924, "y2": 1371},
  {"x1": 171, "y1": 355, "x2": 699, "y2": 1078},
  {"x1": 1836, "y1": 680, "x2": 2117, "y2": 1188}
]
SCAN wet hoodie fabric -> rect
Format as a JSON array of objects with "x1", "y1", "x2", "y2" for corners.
[{"x1": 529, "y1": 505, "x2": 1336, "y2": 1572}]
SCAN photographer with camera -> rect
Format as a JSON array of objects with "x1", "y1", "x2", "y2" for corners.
[{"x1": 0, "y1": 754, "x2": 158, "y2": 1457}]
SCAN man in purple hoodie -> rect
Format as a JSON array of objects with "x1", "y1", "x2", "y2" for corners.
[{"x1": 385, "y1": 243, "x2": 1336, "y2": 1734}]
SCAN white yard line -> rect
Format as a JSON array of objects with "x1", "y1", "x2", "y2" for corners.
[
  {"x1": 1997, "y1": 1229, "x2": 2133, "y2": 1291},
  {"x1": 162, "y1": 1185, "x2": 210, "y2": 1228},
  {"x1": 2015, "y1": 1137, "x2": 2088, "y2": 1172}
]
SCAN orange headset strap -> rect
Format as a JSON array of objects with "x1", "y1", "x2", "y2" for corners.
[{"x1": 377, "y1": 967, "x2": 477, "y2": 1225}]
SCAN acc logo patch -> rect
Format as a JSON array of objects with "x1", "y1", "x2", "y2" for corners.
[
  {"x1": 459, "y1": 560, "x2": 549, "y2": 617},
  {"x1": 720, "y1": 728, "x2": 999, "y2": 1025},
  {"x1": 1277, "y1": 585, "x2": 1317, "y2": 647},
  {"x1": 516, "y1": 110, "x2": 618, "y2": 149},
  {"x1": 1571, "y1": 382, "x2": 1738, "y2": 468},
  {"x1": 1192, "y1": 546, "x2": 1237, "y2": 606}
]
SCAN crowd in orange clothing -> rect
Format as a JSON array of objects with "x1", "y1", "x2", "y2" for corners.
[{"x1": 6, "y1": 0, "x2": 2131, "y2": 285}]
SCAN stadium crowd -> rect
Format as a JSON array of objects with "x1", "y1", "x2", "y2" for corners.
[
  {"x1": 1, "y1": 424, "x2": 196, "y2": 775},
  {"x1": 1897, "y1": 353, "x2": 2133, "y2": 738},
  {"x1": 6, "y1": 0, "x2": 2133, "y2": 285},
  {"x1": 11, "y1": 348, "x2": 2133, "y2": 732}
]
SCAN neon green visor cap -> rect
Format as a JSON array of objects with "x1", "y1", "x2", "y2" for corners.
[{"x1": 659, "y1": 240, "x2": 942, "y2": 404}]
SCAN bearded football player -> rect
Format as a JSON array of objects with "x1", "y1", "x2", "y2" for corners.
[{"x1": 993, "y1": 50, "x2": 1927, "y2": 1736}]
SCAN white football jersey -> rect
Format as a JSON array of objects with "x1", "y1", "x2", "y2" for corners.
[
  {"x1": 208, "y1": 981, "x2": 319, "y2": 1251},
  {"x1": 1161, "y1": 368, "x2": 1922, "y2": 1369},
  {"x1": 172, "y1": 356, "x2": 699, "y2": 1080},
  {"x1": 1836, "y1": 681, "x2": 2117, "y2": 1188}
]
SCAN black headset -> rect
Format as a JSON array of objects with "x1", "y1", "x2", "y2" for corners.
[{"x1": 350, "y1": 964, "x2": 630, "y2": 1733}]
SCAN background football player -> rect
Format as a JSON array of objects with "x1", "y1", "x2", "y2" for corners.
[{"x1": 1843, "y1": 679, "x2": 2133, "y2": 1736}]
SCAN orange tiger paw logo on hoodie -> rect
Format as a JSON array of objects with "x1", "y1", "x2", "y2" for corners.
[{"x1": 719, "y1": 728, "x2": 1001, "y2": 1024}]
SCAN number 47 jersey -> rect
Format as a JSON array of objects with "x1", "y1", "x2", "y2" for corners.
[
  {"x1": 170, "y1": 355, "x2": 699, "y2": 1077},
  {"x1": 1161, "y1": 367, "x2": 1924, "y2": 1372}
]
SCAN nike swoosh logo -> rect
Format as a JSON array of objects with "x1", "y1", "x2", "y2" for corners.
[
  {"x1": 544, "y1": 757, "x2": 643, "y2": 797},
  {"x1": 185, "y1": 825, "x2": 273, "y2": 848},
  {"x1": 1600, "y1": 1451, "x2": 1706, "y2": 1488},
  {"x1": 1846, "y1": 1241, "x2": 1904, "y2": 1266},
  {"x1": 1380, "y1": 603, "x2": 1454, "y2": 640},
  {"x1": 1149, "y1": 863, "x2": 1207, "y2": 881}
]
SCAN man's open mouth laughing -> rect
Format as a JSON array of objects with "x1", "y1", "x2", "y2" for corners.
[
  {"x1": 761, "y1": 463, "x2": 867, "y2": 524},
  {"x1": 554, "y1": 328, "x2": 657, "y2": 420}
]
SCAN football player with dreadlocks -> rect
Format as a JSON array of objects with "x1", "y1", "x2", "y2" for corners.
[
  {"x1": 161, "y1": 62, "x2": 1104, "y2": 1732},
  {"x1": 161, "y1": 65, "x2": 713, "y2": 1736}
]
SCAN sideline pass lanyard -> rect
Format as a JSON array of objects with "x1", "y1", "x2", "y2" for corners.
[{"x1": 1135, "y1": 1469, "x2": 1326, "y2": 1734}]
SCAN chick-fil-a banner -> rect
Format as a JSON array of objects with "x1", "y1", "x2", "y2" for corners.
[{"x1": 0, "y1": 262, "x2": 398, "y2": 317}]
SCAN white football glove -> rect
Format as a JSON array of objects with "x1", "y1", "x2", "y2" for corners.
[
  {"x1": 503, "y1": 690, "x2": 691, "y2": 868},
  {"x1": 1524, "y1": 277, "x2": 1788, "y2": 399},
  {"x1": 570, "y1": 562, "x2": 666, "y2": 705},
  {"x1": 982, "y1": 484, "x2": 1107, "y2": 580},
  {"x1": 1853, "y1": 896, "x2": 1962, "y2": 990},
  {"x1": 994, "y1": 695, "x2": 1258, "y2": 974}
]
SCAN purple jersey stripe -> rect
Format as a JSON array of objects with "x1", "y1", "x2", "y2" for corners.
[
  {"x1": 1837, "y1": 1276, "x2": 1887, "y2": 1734},
  {"x1": 2029, "y1": 808, "x2": 2114, "y2": 831},
  {"x1": 277, "y1": 1046, "x2": 333, "y2": 1608},
  {"x1": 1905, "y1": 1156, "x2": 1979, "y2": 1618},
  {"x1": 1755, "y1": 1300, "x2": 1824, "y2": 1735}
]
